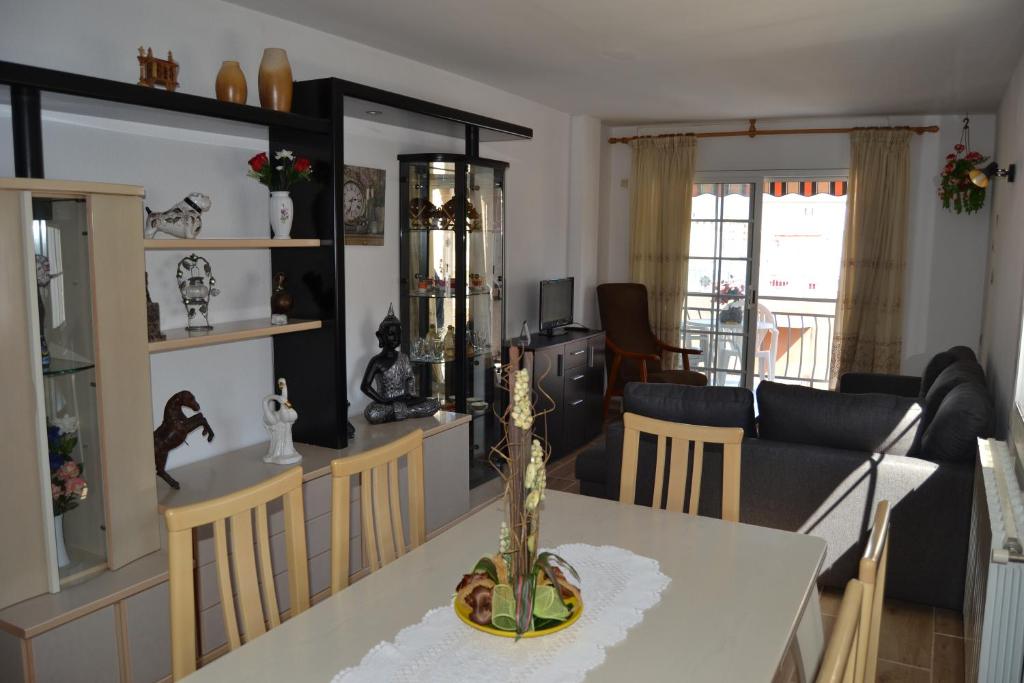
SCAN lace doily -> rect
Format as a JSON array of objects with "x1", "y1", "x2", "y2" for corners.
[{"x1": 331, "y1": 543, "x2": 670, "y2": 683}]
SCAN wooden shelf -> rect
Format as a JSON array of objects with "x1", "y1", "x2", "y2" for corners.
[
  {"x1": 149, "y1": 318, "x2": 322, "y2": 353},
  {"x1": 144, "y1": 238, "x2": 322, "y2": 250}
]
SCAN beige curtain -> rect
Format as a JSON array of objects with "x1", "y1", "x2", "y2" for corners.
[
  {"x1": 831, "y1": 129, "x2": 911, "y2": 381},
  {"x1": 629, "y1": 136, "x2": 696, "y2": 367}
]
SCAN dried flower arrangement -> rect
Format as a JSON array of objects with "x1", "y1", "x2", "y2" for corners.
[{"x1": 454, "y1": 346, "x2": 582, "y2": 639}]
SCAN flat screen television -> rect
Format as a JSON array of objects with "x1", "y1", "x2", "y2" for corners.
[{"x1": 539, "y1": 277, "x2": 574, "y2": 335}]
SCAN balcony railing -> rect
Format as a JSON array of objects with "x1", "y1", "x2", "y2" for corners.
[{"x1": 681, "y1": 295, "x2": 837, "y2": 389}]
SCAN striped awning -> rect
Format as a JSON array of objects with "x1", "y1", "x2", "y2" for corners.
[{"x1": 692, "y1": 180, "x2": 847, "y2": 198}]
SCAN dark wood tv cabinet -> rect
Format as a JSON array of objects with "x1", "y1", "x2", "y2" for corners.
[{"x1": 509, "y1": 329, "x2": 605, "y2": 461}]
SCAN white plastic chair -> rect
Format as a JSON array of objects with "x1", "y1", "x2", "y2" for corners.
[{"x1": 755, "y1": 303, "x2": 778, "y2": 381}]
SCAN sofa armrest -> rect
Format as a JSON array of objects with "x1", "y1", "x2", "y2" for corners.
[{"x1": 838, "y1": 372, "x2": 921, "y2": 398}]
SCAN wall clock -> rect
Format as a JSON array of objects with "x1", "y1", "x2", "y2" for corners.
[{"x1": 343, "y1": 165, "x2": 386, "y2": 246}]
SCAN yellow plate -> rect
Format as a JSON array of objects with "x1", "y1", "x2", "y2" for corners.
[{"x1": 454, "y1": 593, "x2": 583, "y2": 638}]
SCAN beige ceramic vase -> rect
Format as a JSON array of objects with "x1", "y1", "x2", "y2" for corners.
[
  {"x1": 215, "y1": 61, "x2": 247, "y2": 104},
  {"x1": 258, "y1": 48, "x2": 293, "y2": 112}
]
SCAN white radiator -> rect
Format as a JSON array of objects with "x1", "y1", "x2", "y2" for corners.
[{"x1": 965, "y1": 436, "x2": 1024, "y2": 682}]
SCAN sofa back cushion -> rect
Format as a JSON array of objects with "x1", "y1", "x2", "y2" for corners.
[
  {"x1": 756, "y1": 381, "x2": 921, "y2": 455},
  {"x1": 919, "y1": 382, "x2": 993, "y2": 462},
  {"x1": 623, "y1": 383, "x2": 756, "y2": 436},
  {"x1": 920, "y1": 346, "x2": 978, "y2": 399}
]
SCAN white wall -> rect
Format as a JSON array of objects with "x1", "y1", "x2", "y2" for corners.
[
  {"x1": 599, "y1": 114, "x2": 995, "y2": 376},
  {"x1": 567, "y1": 115, "x2": 602, "y2": 327},
  {"x1": 980, "y1": 49, "x2": 1024, "y2": 435},
  {"x1": 0, "y1": 0, "x2": 573, "y2": 468}
]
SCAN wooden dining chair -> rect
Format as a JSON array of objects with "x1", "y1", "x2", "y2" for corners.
[
  {"x1": 816, "y1": 579, "x2": 865, "y2": 683},
  {"x1": 855, "y1": 500, "x2": 891, "y2": 683},
  {"x1": 163, "y1": 467, "x2": 310, "y2": 681},
  {"x1": 618, "y1": 412, "x2": 744, "y2": 522},
  {"x1": 330, "y1": 429, "x2": 426, "y2": 593}
]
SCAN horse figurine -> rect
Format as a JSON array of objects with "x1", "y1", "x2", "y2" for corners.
[{"x1": 153, "y1": 390, "x2": 215, "y2": 489}]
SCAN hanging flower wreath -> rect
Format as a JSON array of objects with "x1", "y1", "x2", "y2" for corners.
[{"x1": 938, "y1": 117, "x2": 988, "y2": 215}]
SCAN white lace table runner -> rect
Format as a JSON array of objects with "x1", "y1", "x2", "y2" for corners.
[{"x1": 331, "y1": 543, "x2": 670, "y2": 683}]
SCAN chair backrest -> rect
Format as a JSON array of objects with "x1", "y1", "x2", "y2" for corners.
[
  {"x1": 597, "y1": 283, "x2": 661, "y2": 360},
  {"x1": 330, "y1": 429, "x2": 426, "y2": 593},
  {"x1": 816, "y1": 579, "x2": 865, "y2": 683},
  {"x1": 618, "y1": 412, "x2": 744, "y2": 522},
  {"x1": 164, "y1": 467, "x2": 310, "y2": 681},
  {"x1": 755, "y1": 303, "x2": 777, "y2": 348},
  {"x1": 856, "y1": 500, "x2": 891, "y2": 683}
]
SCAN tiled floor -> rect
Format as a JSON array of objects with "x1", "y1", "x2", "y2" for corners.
[{"x1": 545, "y1": 451, "x2": 967, "y2": 682}]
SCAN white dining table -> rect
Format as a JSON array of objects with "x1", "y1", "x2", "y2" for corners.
[{"x1": 184, "y1": 490, "x2": 826, "y2": 682}]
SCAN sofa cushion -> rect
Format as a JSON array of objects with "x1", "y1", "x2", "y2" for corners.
[
  {"x1": 920, "y1": 346, "x2": 978, "y2": 399},
  {"x1": 622, "y1": 382, "x2": 756, "y2": 436},
  {"x1": 756, "y1": 381, "x2": 921, "y2": 455},
  {"x1": 921, "y1": 360, "x2": 985, "y2": 424},
  {"x1": 919, "y1": 382, "x2": 993, "y2": 462}
]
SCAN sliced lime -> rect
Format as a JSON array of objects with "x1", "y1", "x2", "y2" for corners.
[
  {"x1": 532, "y1": 584, "x2": 569, "y2": 621},
  {"x1": 491, "y1": 584, "x2": 517, "y2": 631}
]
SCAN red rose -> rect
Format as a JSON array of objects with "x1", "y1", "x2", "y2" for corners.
[
  {"x1": 294, "y1": 158, "x2": 311, "y2": 173},
  {"x1": 946, "y1": 153, "x2": 956, "y2": 160},
  {"x1": 966, "y1": 151, "x2": 982, "y2": 161},
  {"x1": 249, "y1": 152, "x2": 268, "y2": 172},
  {"x1": 943, "y1": 163, "x2": 954, "y2": 173},
  {"x1": 954, "y1": 143, "x2": 965, "y2": 152}
]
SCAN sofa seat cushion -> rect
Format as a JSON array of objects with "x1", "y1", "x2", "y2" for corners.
[
  {"x1": 756, "y1": 381, "x2": 921, "y2": 455},
  {"x1": 623, "y1": 382, "x2": 756, "y2": 436}
]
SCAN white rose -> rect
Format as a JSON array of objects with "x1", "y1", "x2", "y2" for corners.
[
  {"x1": 274, "y1": 150, "x2": 295, "y2": 161},
  {"x1": 53, "y1": 415, "x2": 79, "y2": 434}
]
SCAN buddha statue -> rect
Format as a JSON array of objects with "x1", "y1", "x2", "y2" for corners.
[{"x1": 361, "y1": 305, "x2": 441, "y2": 424}]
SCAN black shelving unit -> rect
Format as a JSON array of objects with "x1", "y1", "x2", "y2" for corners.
[
  {"x1": 0, "y1": 59, "x2": 532, "y2": 455},
  {"x1": 398, "y1": 153, "x2": 508, "y2": 487}
]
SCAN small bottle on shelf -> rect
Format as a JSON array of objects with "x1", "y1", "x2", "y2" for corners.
[{"x1": 443, "y1": 325, "x2": 456, "y2": 361}]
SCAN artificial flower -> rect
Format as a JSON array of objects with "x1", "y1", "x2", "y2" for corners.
[
  {"x1": 248, "y1": 152, "x2": 268, "y2": 172},
  {"x1": 53, "y1": 415, "x2": 79, "y2": 435},
  {"x1": 294, "y1": 157, "x2": 311, "y2": 173},
  {"x1": 274, "y1": 149, "x2": 295, "y2": 161}
]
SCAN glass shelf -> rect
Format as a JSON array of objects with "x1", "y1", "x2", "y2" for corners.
[{"x1": 42, "y1": 358, "x2": 96, "y2": 377}]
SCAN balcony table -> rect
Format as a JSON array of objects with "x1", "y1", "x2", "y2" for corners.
[{"x1": 182, "y1": 490, "x2": 826, "y2": 682}]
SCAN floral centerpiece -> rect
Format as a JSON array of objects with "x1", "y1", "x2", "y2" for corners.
[
  {"x1": 247, "y1": 149, "x2": 313, "y2": 239},
  {"x1": 939, "y1": 117, "x2": 989, "y2": 215},
  {"x1": 49, "y1": 416, "x2": 87, "y2": 568},
  {"x1": 454, "y1": 347, "x2": 582, "y2": 639}
]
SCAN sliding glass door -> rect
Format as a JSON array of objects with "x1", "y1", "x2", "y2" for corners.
[
  {"x1": 681, "y1": 176, "x2": 847, "y2": 389},
  {"x1": 682, "y1": 183, "x2": 757, "y2": 387}
]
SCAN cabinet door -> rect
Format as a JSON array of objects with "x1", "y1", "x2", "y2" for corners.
[
  {"x1": 90, "y1": 194, "x2": 161, "y2": 569},
  {"x1": 0, "y1": 190, "x2": 53, "y2": 607},
  {"x1": 585, "y1": 337, "x2": 606, "y2": 441},
  {"x1": 534, "y1": 346, "x2": 564, "y2": 459}
]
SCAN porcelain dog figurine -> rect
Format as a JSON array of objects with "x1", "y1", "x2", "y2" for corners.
[{"x1": 144, "y1": 192, "x2": 211, "y2": 239}]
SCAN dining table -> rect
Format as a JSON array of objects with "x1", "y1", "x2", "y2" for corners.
[{"x1": 183, "y1": 490, "x2": 827, "y2": 682}]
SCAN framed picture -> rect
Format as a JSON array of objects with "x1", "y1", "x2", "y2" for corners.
[{"x1": 343, "y1": 165, "x2": 385, "y2": 246}]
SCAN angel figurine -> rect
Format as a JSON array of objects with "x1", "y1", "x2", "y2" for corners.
[{"x1": 262, "y1": 378, "x2": 302, "y2": 465}]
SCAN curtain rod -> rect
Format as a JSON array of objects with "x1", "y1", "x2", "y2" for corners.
[{"x1": 607, "y1": 119, "x2": 940, "y2": 144}]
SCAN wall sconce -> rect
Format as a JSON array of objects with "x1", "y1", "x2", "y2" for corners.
[{"x1": 969, "y1": 162, "x2": 1016, "y2": 188}]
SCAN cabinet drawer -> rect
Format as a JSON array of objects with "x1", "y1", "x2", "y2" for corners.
[
  {"x1": 565, "y1": 339, "x2": 589, "y2": 370},
  {"x1": 564, "y1": 368, "x2": 588, "y2": 403}
]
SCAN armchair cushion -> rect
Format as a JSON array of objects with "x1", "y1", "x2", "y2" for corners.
[{"x1": 919, "y1": 381, "x2": 993, "y2": 463}]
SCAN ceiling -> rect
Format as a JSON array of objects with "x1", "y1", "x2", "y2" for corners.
[{"x1": 228, "y1": 0, "x2": 1024, "y2": 123}]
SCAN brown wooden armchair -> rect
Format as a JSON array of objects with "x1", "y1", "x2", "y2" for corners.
[{"x1": 597, "y1": 283, "x2": 707, "y2": 418}]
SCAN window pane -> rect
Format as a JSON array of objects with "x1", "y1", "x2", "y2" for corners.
[
  {"x1": 722, "y1": 191, "x2": 752, "y2": 220},
  {"x1": 691, "y1": 192, "x2": 716, "y2": 219},
  {"x1": 689, "y1": 221, "x2": 716, "y2": 257},
  {"x1": 687, "y1": 259, "x2": 716, "y2": 294},
  {"x1": 721, "y1": 222, "x2": 749, "y2": 259}
]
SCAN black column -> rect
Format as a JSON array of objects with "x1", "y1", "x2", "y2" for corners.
[
  {"x1": 11, "y1": 85, "x2": 44, "y2": 178},
  {"x1": 465, "y1": 124, "x2": 480, "y2": 158}
]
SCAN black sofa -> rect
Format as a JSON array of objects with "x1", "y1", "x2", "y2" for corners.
[{"x1": 575, "y1": 347, "x2": 993, "y2": 610}]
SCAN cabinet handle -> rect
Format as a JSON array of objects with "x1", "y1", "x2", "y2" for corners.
[
  {"x1": 570, "y1": 349, "x2": 585, "y2": 356},
  {"x1": 570, "y1": 374, "x2": 585, "y2": 382},
  {"x1": 557, "y1": 354, "x2": 563, "y2": 377},
  {"x1": 570, "y1": 399, "x2": 584, "y2": 407}
]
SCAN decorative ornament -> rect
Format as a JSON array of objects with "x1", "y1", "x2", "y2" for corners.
[
  {"x1": 144, "y1": 193, "x2": 211, "y2": 239},
  {"x1": 938, "y1": 116, "x2": 989, "y2": 215},
  {"x1": 145, "y1": 272, "x2": 165, "y2": 342},
  {"x1": 137, "y1": 47, "x2": 179, "y2": 91},
  {"x1": 270, "y1": 272, "x2": 293, "y2": 325},
  {"x1": 361, "y1": 304, "x2": 441, "y2": 424},
  {"x1": 152, "y1": 391, "x2": 215, "y2": 489},
  {"x1": 258, "y1": 48, "x2": 293, "y2": 112},
  {"x1": 247, "y1": 150, "x2": 313, "y2": 239},
  {"x1": 215, "y1": 60, "x2": 247, "y2": 104},
  {"x1": 263, "y1": 378, "x2": 302, "y2": 465},
  {"x1": 454, "y1": 346, "x2": 582, "y2": 639},
  {"x1": 35, "y1": 254, "x2": 61, "y2": 368},
  {"x1": 175, "y1": 253, "x2": 219, "y2": 330}
]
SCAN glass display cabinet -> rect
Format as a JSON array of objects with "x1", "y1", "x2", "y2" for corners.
[
  {"x1": 0, "y1": 179, "x2": 160, "y2": 608},
  {"x1": 398, "y1": 155, "x2": 507, "y2": 487}
]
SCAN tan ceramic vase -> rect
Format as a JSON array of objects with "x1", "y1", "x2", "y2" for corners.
[
  {"x1": 258, "y1": 48, "x2": 293, "y2": 112},
  {"x1": 215, "y1": 61, "x2": 247, "y2": 104}
]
